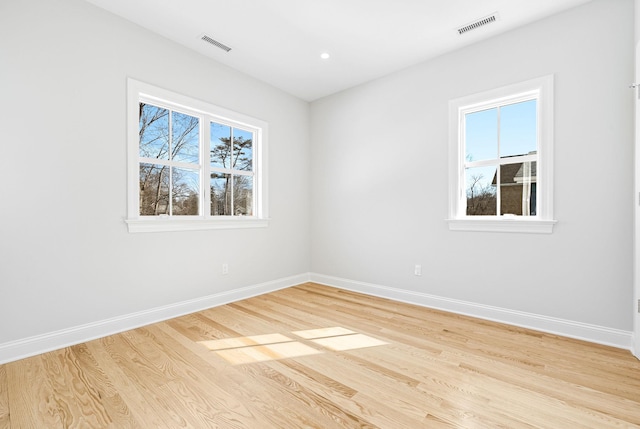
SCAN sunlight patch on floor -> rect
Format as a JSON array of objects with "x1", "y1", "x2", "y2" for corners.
[
  {"x1": 200, "y1": 333, "x2": 293, "y2": 351},
  {"x1": 310, "y1": 333, "x2": 388, "y2": 351},
  {"x1": 292, "y1": 327, "x2": 356, "y2": 339},
  {"x1": 214, "y1": 342, "x2": 321, "y2": 365},
  {"x1": 198, "y1": 327, "x2": 388, "y2": 365}
]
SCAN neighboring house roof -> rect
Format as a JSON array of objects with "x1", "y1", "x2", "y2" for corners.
[{"x1": 491, "y1": 161, "x2": 537, "y2": 185}]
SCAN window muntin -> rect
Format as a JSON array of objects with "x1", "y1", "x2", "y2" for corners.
[
  {"x1": 127, "y1": 79, "x2": 268, "y2": 232},
  {"x1": 448, "y1": 75, "x2": 555, "y2": 233}
]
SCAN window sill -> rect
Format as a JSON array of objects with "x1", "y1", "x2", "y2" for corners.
[
  {"x1": 125, "y1": 217, "x2": 269, "y2": 233},
  {"x1": 447, "y1": 217, "x2": 557, "y2": 234}
]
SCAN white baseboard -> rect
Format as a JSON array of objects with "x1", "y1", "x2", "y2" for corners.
[
  {"x1": 0, "y1": 273, "x2": 311, "y2": 365},
  {"x1": 2, "y1": 272, "x2": 632, "y2": 364},
  {"x1": 310, "y1": 273, "x2": 633, "y2": 351}
]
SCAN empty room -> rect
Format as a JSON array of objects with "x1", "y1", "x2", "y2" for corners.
[{"x1": 1, "y1": 0, "x2": 640, "y2": 427}]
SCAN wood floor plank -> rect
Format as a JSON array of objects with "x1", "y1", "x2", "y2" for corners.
[
  {"x1": 140, "y1": 324, "x2": 312, "y2": 428},
  {"x1": 2, "y1": 282, "x2": 640, "y2": 428},
  {"x1": 151, "y1": 320, "x2": 349, "y2": 428},
  {"x1": 107, "y1": 329, "x2": 223, "y2": 428},
  {"x1": 6, "y1": 354, "x2": 66, "y2": 428},
  {"x1": 139, "y1": 324, "x2": 269, "y2": 428},
  {"x1": 39, "y1": 347, "x2": 114, "y2": 428},
  {"x1": 68, "y1": 343, "x2": 142, "y2": 428},
  {"x1": 272, "y1": 357, "x2": 429, "y2": 428},
  {"x1": 84, "y1": 334, "x2": 184, "y2": 427},
  {"x1": 0, "y1": 364, "x2": 9, "y2": 429}
]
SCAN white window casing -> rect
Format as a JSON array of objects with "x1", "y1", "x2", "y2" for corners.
[
  {"x1": 447, "y1": 75, "x2": 556, "y2": 233},
  {"x1": 126, "y1": 78, "x2": 269, "y2": 233}
]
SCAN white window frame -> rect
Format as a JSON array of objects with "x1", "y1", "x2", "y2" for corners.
[
  {"x1": 447, "y1": 75, "x2": 556, "y2": 233},
  {"x1": 126, "y1": 78, "x2": 269, "y2": 233}
]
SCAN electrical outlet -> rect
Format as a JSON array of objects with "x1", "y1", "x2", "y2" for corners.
[
  {"x1": 414, "y1": 264, "x2": 422, "y2": 276},
  {"x1": 222, "y1": 263, "x2": 229, "y2": 275}
]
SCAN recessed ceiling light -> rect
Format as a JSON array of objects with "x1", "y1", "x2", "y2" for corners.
[{"x1": 320, "y1": 52, "x2": 330, "y2": 60}]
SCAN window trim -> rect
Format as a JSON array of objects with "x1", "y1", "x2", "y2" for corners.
[
  {"x1": 126, "y1": 78, "x2": 269, "y2": 233},
  {"x1": 447, "y1": 75, "x2": 556, "y2": 234}
]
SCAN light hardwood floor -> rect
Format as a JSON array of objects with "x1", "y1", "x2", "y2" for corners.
[{"x1": 1, "y1": 283, "x2": 639, "y2": 428}]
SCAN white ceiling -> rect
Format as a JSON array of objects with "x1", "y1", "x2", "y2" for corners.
[{"x1": 84, "y1": 0, "x2": 593, "y2": 101}]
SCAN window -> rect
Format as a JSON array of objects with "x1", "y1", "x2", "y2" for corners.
[
  {"x1": 127, "y1": 79, "x2": 268, "y2": 233},
  {"x1": 448, "y1": 75, "x2": 556, "y2": 233}
]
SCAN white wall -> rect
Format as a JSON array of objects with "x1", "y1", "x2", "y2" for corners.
[
  {"x1": 0, "y1": 0, "x2": 635, "y2": 361},
  {"x1": 0, "y1": 0, "x2": 310, "y2": 345},
  {"x1": 310, "y1": 0, "x2": 635, "y2": 332}
]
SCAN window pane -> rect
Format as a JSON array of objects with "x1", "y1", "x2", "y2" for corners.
[
  {"x1": 139, "y1": 163, "x2": 169, "y2": 215},
  {"x1": 211, "y1": 122, "x2": 231, "y2": 169},
  {"x1": 465, "y1": 165, "x2": 497, "y2": 216},
  {"x1": 210, "y1": 172, "x2": 232, "y2": 216},
  {"x1": 234, "y1": 175, "x2": 253, "y2": 215},
  {"x1": 139, "y1": 103, "x2": 169, "y2": 160},
  {"x1": 500, "y1": 100, "x2": 537, "y2": 158},
  {"x1": 465, "y1": 108, "x2": 497, "y2": 162},
  {"x1": 500, "y1": 161, "x2": 537, "y2": 216},
  {"x1": 172, "y1": 112, "x2": 199, "y2": 164},
  {"x1": 232, "y1": 128, "x2": 253, "y2": 171},
  {"x1": 172, "y1": 168, "x2": 199, "y2": 216}
]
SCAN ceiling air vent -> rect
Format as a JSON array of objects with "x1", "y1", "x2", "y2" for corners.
[
  {"x1": 200, "y1": 34, "x2": 232, "y2": 52},
  {"x1": 457, "y1": 13, "x2": 499, "y2": 35}
]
